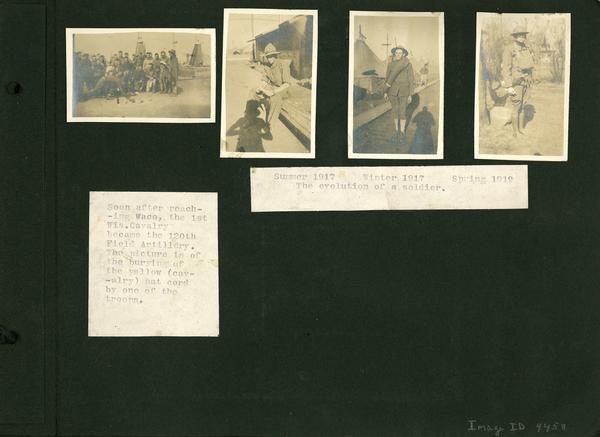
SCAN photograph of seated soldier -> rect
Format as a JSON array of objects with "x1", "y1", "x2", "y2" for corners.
[{"x1": 221, "y1": 10, "x2": 317, "y2": 157}]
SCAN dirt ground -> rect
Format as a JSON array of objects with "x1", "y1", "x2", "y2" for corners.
[
  {"x1": 478, "y1": 82, "x2": 566, "y2": 157},
  {"x1": 74, "y1": 73, "x2": 211, "y2": 119}
]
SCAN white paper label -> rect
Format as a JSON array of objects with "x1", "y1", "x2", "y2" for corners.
[
  {"x1": 251, "y1": 166, "x2": 528, "y2": 212},
  {"x1": 88, "y1": 192, "x2": 219, "y2": 337}
]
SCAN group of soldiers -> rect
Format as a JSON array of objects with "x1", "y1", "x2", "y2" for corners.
[{"x1": 74, "y1": 49, "x2": 180, "y2": 101}]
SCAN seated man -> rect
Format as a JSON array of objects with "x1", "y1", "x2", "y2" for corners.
[
  {"x1": 84, "y1": 67, "x2": 124, "y2": 100},
  {"x1": 254, "y1": 43, "x2": 291, "y2": 126}
]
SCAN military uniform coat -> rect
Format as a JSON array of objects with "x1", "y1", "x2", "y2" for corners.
[
  {"x1": 501, "y1": 41, "x2": 534, "y2": 108},
  {"x1": 501, "y1": 41, "x2": 534, "y2": 87},
  {"x1": 264, "y1": 58, "x2": 291, "y2": 90},
  {"x1": 385, "y1": 58, "x2": 415, "y2": 97}
]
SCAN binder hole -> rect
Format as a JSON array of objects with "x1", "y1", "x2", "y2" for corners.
[
  {"x1": 6, "y1": 81, "x2": 22, "y2": 95},
  {"x1": 0, "y1": 325, "x2": 18, "y2": 344}
]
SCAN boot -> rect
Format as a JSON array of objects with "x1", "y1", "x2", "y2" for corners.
[
  {"x1": 511, "y1": 112, "x2": 519, "y2": 138},
  {"x1": 518, "y1": 111, "x2": 526, "y2": 134}
]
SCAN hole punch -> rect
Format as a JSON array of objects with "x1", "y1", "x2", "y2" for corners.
[
  {"x1": 0, "y1": 325, "x2": 18, "y2": 344},
  {"x1": 5, "y1": 81, "x2": 23, "y2": 95}
]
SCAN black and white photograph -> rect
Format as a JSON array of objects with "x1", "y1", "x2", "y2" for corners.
[
  {"x1": 348, "y1": 11, "x2": 444, "y2": 160},
  {"x1": 220, "y1": 9, "x2": 318, "y2": 158},
  {"x1": 475, "y1": 13, "x2": 570, "y2": 161},
  {"x1": 67, "y1": 28, "x2": 215, "y2": 123}
]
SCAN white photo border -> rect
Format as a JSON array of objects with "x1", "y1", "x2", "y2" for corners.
[
  {"x1": 347, "y1": 11, "x2": 445, "y2": 160},
  {"x1": 66, "y1": 28, "x2": 216, "y2": 124},
  {"x1": 473, "y1": 12, "x2": 570, "y2": 161},
  {"x1": 220, "y1": 8, "x2": 318, "y2": 159}
]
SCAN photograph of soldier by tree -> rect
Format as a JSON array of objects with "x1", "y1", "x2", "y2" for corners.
[
  {"x1": 67, "y1": 29, "x2": 215, "y2": 123},
  {"x1": 221, "y1": 9, "x2": 317, "y2": 158},
  {"x1": 348, "y1": 12, "x2": 444, "y2": 159},
  {"x1": 475, "y1": 13, "x2": 570, "y2": 160}
]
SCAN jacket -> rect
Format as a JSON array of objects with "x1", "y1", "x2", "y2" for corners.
[
  {"x1": 385, "y1": 58, "x2": 415, "y2": 97},
  {"x1": 264, "y1": 58, "x2": 291, "y2": 89},
  {"x1": 501, "y1": 42, "x2": 534, "y2": 86}
]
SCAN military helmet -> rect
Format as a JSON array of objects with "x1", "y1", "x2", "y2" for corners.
[
  {"x1": 263, "y1": 43, "x2": 280, "y2": 57},
  {"x1": 511, "y1": 24, "x2": 529, "y2": 36}
]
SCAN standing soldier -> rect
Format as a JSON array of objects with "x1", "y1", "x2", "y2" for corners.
[
  {"x1": 142, "y1": 52, "x2": 153, "y2": 92},
  {"x1": 384, "y1": 45, "x2": 415, "y2": 143},
  {"x1": 159, "y1": 61, "x2": 170, "y2": 93},
  {"x1": 419, "y1": 62, "x2": 429, "y2": 86},
  {"x1": 152, "y1": 53, "x2": 161, "y2": 92},
  {"x1": 168, "y1": 49, "x2": 179, "y2": 95},
  {"x1": 120, "y1": 52, "x2": 132, "y2": 93},
  {"x1": 501, "y1": 24, "x2": 534, "y2": 137}
]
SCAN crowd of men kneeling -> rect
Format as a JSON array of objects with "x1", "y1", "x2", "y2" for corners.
[{"x1": 74, "y1": 49, "x2": 180, "y2": 101}]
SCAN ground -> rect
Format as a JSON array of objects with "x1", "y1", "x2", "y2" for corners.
[
  {"x1": 353, "y1": 82, "x2": 440, "y2": 155},
  {"x1": 478, "y1": 82, "x2": 566, "y2": 157},
  {"x1": 74, "y1": 72, "x2": 211, "y2": 119},
  {"x1": 222, "y1": 59, "x2": 309, "y2": 154}
]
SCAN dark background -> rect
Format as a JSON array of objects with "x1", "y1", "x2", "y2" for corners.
[{"x1": 1, "y1": 0, "x2": 599, "y2": 436}]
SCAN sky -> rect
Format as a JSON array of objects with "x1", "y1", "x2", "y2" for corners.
[
  {"x1": 226, "y1": 13, "x2": 298, "y2": 51},
  {"x1": 480, "y1": 13, "x2": 567, "y2": 36},
  {"x1": 354, "y1": 15, "x2": 440, "y2": 64},
  {"x1": 73, "y1": 32, "x2": 211, "y2": 58}
]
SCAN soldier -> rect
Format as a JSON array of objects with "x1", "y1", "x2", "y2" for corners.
[
  {"x1": 168, "y1": 49, "x2": 179, "y2": 94},
  {"x1": 142, "y1": 52, "x2": 153, "y2": 91},
  {"x1": 160, "y1": 50, "x2": 169, "y2": 65},
  {"x1": 255, "y1": 43, "x2": 292, "y2": 127},
  {"x1": 79, "y1": 53, "x2": 93, "y2": 92},
  {"x1": 159, "y1": 61, "x2": 170, "y2": 93},
  {"x1": 132, "y1": 64, "x2": 146, "y2": 92},
  {"x1": 86, "y1": 66, "x2": 123, "y2": 101},
  {"x1": 152, "y1": 53, "x2": 161, "y2": 92},
  {"x1": 90, "y1": 54, "x2": 105, "y2": 88},
  {"x1": 419, "y1": 62, "x2": 429, "y2": 86},
  {"x1": 501, "y1": 24, "x2": 535, "y2": 137},
  {"x1": 119, "y1": 52, "x2": 133, "y2": 92},
  {"x1": 384, "y1": 45, "x2": 415, "y2": 143}
]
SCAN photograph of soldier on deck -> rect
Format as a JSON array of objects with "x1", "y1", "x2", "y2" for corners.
[
  {"x1": 474, "y1": 13, "x2": 570, "y2": 161},
  {"x1": 348, "y1": 12, "x2": 444, "y2": 159},
  {"x1": 221, "y1": 9, "x2": 317, "y2": 158}
]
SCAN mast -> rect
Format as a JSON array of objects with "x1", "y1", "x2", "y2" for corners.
[
  {"x1": 251, "y1": 14, "x2": 256, "y2": 61},
  {"x1": 382, "y1": 33, "x2": 391, "y2": 66}
]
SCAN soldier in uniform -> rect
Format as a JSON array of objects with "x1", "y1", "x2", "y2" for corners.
[
  {"x1": 384, "y1": 45, "x2": 415, "y2": 143},
  {"x1": 255, "y1": 43, "x2": 292, "y2": 127},
  {"x1": 152, "y1": 53, "x2": 161, "y2": 92},
  {"x1": 86, "y1": 66, "x2": 123, "y2": 100},
  {"x1": 501, "y1": 24, "x2": 535, "y2": 137},
  {"x1": 168, "y1": 49, "x2": 179, "y2": 95},
  {"x1": 419, "y1": 62, "x2": 429, "y2": 86}
]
